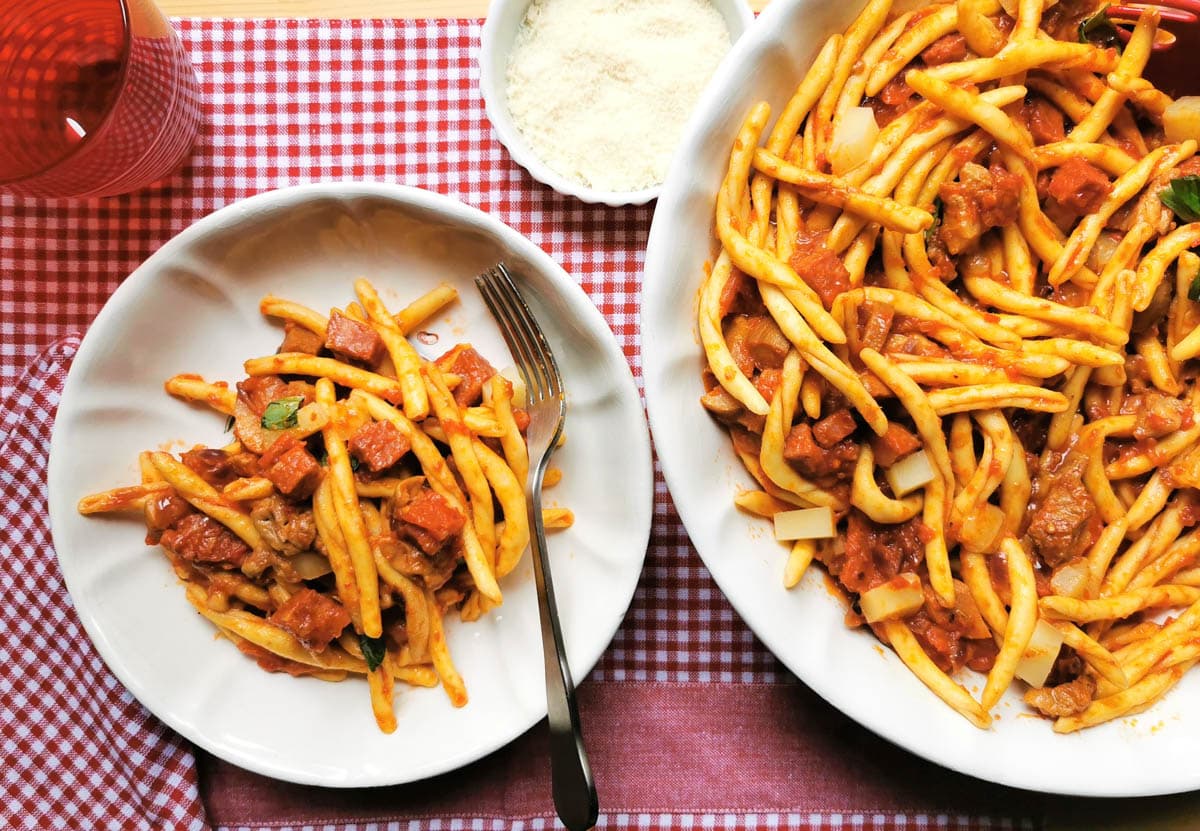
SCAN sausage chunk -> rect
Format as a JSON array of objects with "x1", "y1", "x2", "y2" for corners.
[
  {"x1": 259, "y1": 435, "x2": 322, "y2": 499},
  {"x1": 348, "y1": 420, "x2": 411, "y2": 473},
  {"x1": 436, "y1": 344, "x2": 498, "y2": 408},
  {"x1": 161, "y1": 513, "x2": 249, "y2": 569},
  {"x1": 269, "y1": 587, "x2": 351, "y2": 651},
  {"x1": 783, "y1": 423, "x2": 859, "y2": 480},
  {"x1": 812, "y1": 409, "x2": 858, "y2": 448},
  {"x1": 1027, "y1": 451, "x2": 1102, "y2": 567},
  {"x1": 396, "y1": 488, "x2": 466, "y2": 554},
  {"x1": 921, "y1": 32, "x2": 968, "y2": 65},
  {"x1": 1047, "y1": 158, "x2": 1111, "y2": 215},
  {"x1": 871, "y1": 423, "x2": 922, "y2": 467},
  {"x1": 938, "y1": 162, "x2": 1022, "y2": 254},
  {"x1": 789, "y1": 231, "x2": 850, "y2": 308},
  {"x1": 280, "y1": 321, "x2": 325, "y2": 355},
  {"x1": 324, "y1": 310, "x2": 386, "y2": 367}
]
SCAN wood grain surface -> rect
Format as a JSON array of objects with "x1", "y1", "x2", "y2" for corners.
[{"x1": 158, "y1": 0, "x2": 768, "y2": 17}]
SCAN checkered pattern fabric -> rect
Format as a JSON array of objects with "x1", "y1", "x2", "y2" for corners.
[{"x1": 0, "y1": 19, "x2": 1038, "y2": 831}]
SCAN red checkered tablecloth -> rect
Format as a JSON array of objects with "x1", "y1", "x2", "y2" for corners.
[{"x1": 0, "y1": 18, "x2": 1053, "y2": 831}]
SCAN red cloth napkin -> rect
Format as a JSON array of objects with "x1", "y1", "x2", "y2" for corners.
[{"x1": 0, "y1": 18, "x2": 1048, "y2": 831}]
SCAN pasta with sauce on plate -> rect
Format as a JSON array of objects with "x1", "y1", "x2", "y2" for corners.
[
  {"x1": 79, "y1": 279, "x2": 571, "y2": 733},
  {"x1": 700, "y1": 0, "x2": 1200, "y2": 731}
]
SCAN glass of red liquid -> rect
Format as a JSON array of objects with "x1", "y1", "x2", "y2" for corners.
[{"x1": 0, "y1": 0, "x2": 202, "y2": 199}]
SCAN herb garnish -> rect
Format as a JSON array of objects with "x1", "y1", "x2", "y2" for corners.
[
  {"x1": 260, "y1": 396, "x2": 304, "y2": 430},
  {"x1": 1079, "y1": 7, "x2": 1121, "y2": 48},
  {"x1": 224, "y1": 414, "x2": 235, "y2": 433},
  {"x1": 1161, "y1": 176, "x2": 1200, "y2": 223},
  {"x1": 925, "y1": 196, "x2": 943, "y2": 247},
  {"x1": 359, "y1": 634, "x2": 386, "y2": 671}
]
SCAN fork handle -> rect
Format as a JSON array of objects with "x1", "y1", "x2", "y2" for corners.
[{"x1": 527, "y1": 467, "x2": 599, "y2": 831}]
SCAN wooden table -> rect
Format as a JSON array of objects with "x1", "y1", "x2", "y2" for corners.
[{"x1": 150, "y1": 0, "x2": 1200, "y2": 826}]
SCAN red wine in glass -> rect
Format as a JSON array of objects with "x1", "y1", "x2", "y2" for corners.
[{"x1": 0, "y1": 0, "x2": 201, "y2": 199}]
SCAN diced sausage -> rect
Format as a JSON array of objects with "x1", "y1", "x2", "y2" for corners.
[
  {"x1": 813, "y1": 409, "x2": 857, "y2": 448},
  {"x1": 160, "y1": 513, "x2": 249, "y2": 569},
  {"x1": 782, "y1": 423, "x2": 859, "y2": 480},
  {"x1": 268, "y1": 587, "x2": 351, "y2": 651},
  {"x1": 788, "y1": 231, "x2": 850, "y2": 308},
  {"x1": 324, "y1": 310, "x2": 386, "y2": 367},
  {"x1": 718, "y1": 267, "x2": 763, "y2": 317},
  {"x1": 1120, "y1": 391, "x2": 1192, "y2": 440},
  {"x1": 259, "y1": 436, "x2": 322, "y2": 499},
  {"x1": 833, "y1": 511, "x2": 925, "y2": 593},
  {"x1": 144, "y1": 492, "x2": 192, "y2": 540},
  {"x1": 279, "y1": 322, "x2": 325, "y2": 355},
  {"x1": 1047, "y1": 158, "x2": 1111, "y2": 216},
  {"x1": 348, "y1": 420, "x2": 411, "y2": 473},
  {"x1": 922, "y1": 32, "x2": 968, "y2": 65},
  {"x1": 1022, "y1": 95, "x2": 1066, "y2": 145},
  {"x1": 754, "y1": 368, "x2": 783, "y2": 404},
  {"x1": 237, "y1": 375, "x2": 315, "y2": 416},
  {"x1": 871, "y1": 423, "x2": 922, "y2": 467},
  {"x1": 436, "y1": 344, "x2": 498, "y2": 408},
  {"x1": 867, "y1": 77, "x2": 918, "y2": 127},
  {"x1": 1027, "y1": 451, "x2": 1103, "y2": 567},
  {"x1": 938, "y1": 163, "x2": 1022, "y2": 254},
  {"x1": 396, "y1": 488, "x2": 466, "y2": 554},
  {"x1": 858, "y1": 301, "x2": 895, "y2": 352},
  {"x1": 181, "y1": 447, "x2": 239, "y2": 487}
]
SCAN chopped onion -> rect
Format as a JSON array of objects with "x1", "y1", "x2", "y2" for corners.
[
  {"x1": 885, "y1": 449, "x2": 935, "y2": 497},
  {"x1": 1165, "y1": 97, "x2": 1200, "y2": 144},
  {"x1": 828, "y1": 107, "x2": 879, "y2": 176},
  {"x1": 500, "y1": 366, "x2": 528, "y2": 408},
  {"x1": 291, "y1": 550, "x2": 333, "y2": 580},
  {"x1": 1049, "y1": 560, "x2": 1090, "y2": 599},
  {"x1": 957, "y1": 503, "x2": 1006, "y2": 554},
  {"x1": 860, "y1": 572, "x2": 925, "y2": 623},
  {"x1": 1015, "y1": 619, "x2": 1065, "y2": 688},
  {"x1": 773, "y1": 506, "x2": 835, "y2": 541}
]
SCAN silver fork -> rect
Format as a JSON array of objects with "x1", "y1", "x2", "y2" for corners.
[{"x1": 475, "y1": 263, "x2": 599, "y2": 831}]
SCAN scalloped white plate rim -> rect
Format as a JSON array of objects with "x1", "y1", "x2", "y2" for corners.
[
  {"x1": 642, "y1": 0, "x2": 1200, "y2": 798},
  {"x1": 47, "y1": 181, "x2": 653, "y2": 787}
]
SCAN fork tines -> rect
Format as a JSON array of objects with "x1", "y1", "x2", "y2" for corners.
[{"x1": 474, "y1": 264, "x2": 563, "y2": 403}]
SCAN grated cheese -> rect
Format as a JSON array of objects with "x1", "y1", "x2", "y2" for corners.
[{"x1": 504, "y1": 0, "x2": 731, "y2": 192}]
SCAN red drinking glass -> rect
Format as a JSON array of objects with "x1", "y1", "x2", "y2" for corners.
[{"x1": 0, "y1": 0, "x2": 202, "y2": 199}]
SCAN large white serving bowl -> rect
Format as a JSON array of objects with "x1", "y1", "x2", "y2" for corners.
[
  {"x1": 48, "y1": 182, "x2": 653, "y2": 787},
  {"x1": 641, "y1": 0, "x2": 1200, "y2": 797}
]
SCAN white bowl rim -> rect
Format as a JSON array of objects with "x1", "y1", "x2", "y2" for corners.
[{"x1": 478, "y1": 0, "x2": 755, "y2": 207}]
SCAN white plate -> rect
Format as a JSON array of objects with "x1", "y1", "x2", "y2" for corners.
[
  {"x1": 48, "y1": 182, "x2": 653, "y2": 787},
  {"x1": 642, "y1": 0, "x2": 1200, "y2": 797}
]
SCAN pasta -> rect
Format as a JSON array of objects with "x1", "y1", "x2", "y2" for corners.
[
  {"x1": 79, "y1": 279, "x2": 571, "y2": 732},
  {"x1": 700, "y1": 0, "x2": 1200, "y2": 731}
]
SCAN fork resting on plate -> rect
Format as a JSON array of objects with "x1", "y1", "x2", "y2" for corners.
[{"x1": 476, "y1": 263, "x2": 599, "y2": 831}]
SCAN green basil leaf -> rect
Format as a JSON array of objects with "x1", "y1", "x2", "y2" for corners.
[
  {"x1": 260, "y1": 396, "x2": 304, "y2": 430},
  {"x1": 1161, "y1": 176, "x2": 1200, "y2": 223},
  {"x1": 1079, "y1": 7, "x2": 1120, "y2": 48},
  {"x1": 224, "y1": 414, "x2": 235, "y2": 433},
  {"x1": 359, "y1": 634, "x2": 386, "y2": 672},
  {"x1": 925, "y1": 196, "x2": 943, "y2": 247},
  {"x1": 1189, "y1": 274, "x2": 1200, "y2": 302},
  {"x1": 350, "y1": 455, "x2": 360, "y2": 472}
]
